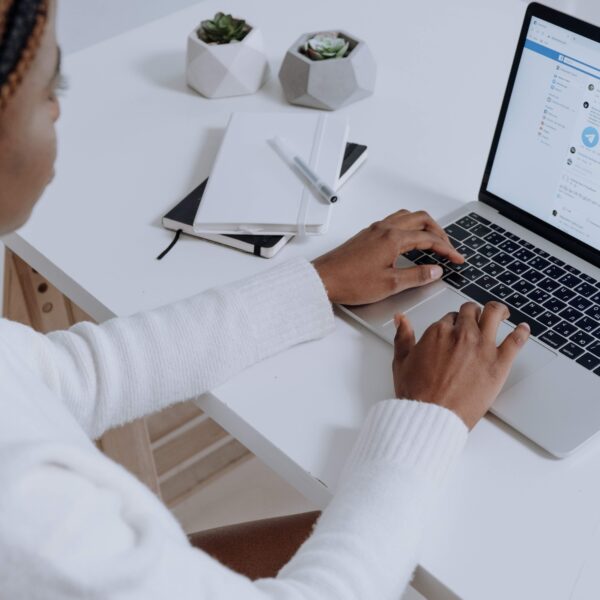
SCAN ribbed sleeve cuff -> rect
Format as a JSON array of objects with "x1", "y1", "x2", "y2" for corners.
[
  {"x1": 342, "y1": 400, "x2": 468, "y2": 486},
  {"x1": 224, "y1": 258, "x2": 335, "y2": 360}
]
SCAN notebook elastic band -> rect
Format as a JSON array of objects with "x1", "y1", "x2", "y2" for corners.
[{"x1": 156, "y1": 229, "x2": 182, "y2": 260}]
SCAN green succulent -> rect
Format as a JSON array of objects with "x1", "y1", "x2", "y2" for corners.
[
  {"x1": 197, "y1": 12, "x2": 251, "y2": 45},
  {"x1": 302, "y1": 33, "x2": 350, "y2": 61}
]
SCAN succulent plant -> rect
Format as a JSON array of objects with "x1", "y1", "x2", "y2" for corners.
[
  {"x1": 197, "y1": 12, "x2": 251, "y2": 45},
  {"x1": 301, "y1": 32, "x2": 350, "y2": 61}
]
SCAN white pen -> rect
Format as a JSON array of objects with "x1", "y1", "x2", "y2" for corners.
[{"x1": 269, "y1": 136, "x2": 339, "y2": 204}]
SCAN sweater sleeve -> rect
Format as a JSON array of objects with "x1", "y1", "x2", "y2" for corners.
[
  {"x1": 0, "y1": 400, "x2": 468, "y2": 600},
  {"x1": 2, "y1": 258, "x2": 334, "y2": 439}
]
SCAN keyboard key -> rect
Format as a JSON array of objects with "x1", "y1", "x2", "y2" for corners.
[
  {"x1": 590, "y1": 290, "x2": 600, "y2": 304},
  {"x1": 499, "y1": 240, "x2": 520, "y2": 254},
  {"x1": 469, "y1": 213, "x2": 491, "y2": 225},
  {"x1": 470, "y1": 224, "x2": 492, "y2": 237},
  {"x1": 560, "y1": 342, "x2": 585, "y2": 359},
  {"x1": 461, "y1": 284, "x2": 546, "y2": 336},
  {"x1": 559, "y1": 306, "x2": 584, "y2": 323},
  {"x1": 521, "y1": 269, "x2": 545, "y2": 284},
  {"x1": 528, "y1": 288, "x2": 551, "y2": 303},
  {"x1": 538, "y1": 278, "x2": 560, "y2": 293},
  {"x1": 404, "y1": 250, "x2": 423, "y2": 262},
  {"x1": 581, "y1": 273, "x2": 597, "y2": 285},
  {"x1": 461, "y1": 266, "x2": 484, "y2": 282},
  {"x1": 490, "y1": 284, "x2": 512, "y2": 299},
  {"x1": 482, "y1": 262, "x2": 505, "y2": 277},
  {"x1": 478, "y1": 275, "x2": 499, "y2": 290},
  {"x1": 539, "y1": 330, "x2": 567, "y2": 350},
  {"x1": 470, "y1": 254, "x2": 490, "y2": 269},
  {"x1": 543, "y1": 297, "x2": 567, "y2": 313},
  {"x1": 554, "y1": 321, "x2": 577, "y2": 337},
  {"x1": 522, "y1": 302, "x2": 545, "y2": 319},
  {"x1": 497, "y1": 271, "x2": 520, "y2": 286},
  {"x1": 495, "y1": 252, "x2": 514, "y2": 267},
  {"x1": 574, "y1": 282, "x2": 597, "y2": 297},
  {"x1": 456, "y1": 216, "x2": 477, "y2": 230},
  {"x1": 505, "y1": 232, "x2": 520, "y2": 242},
  {"x1": 585, "y1": 304, "x2": 600, "y2": 322},
  {"x1": 507, "y1": 260, "x2": 529, "y2": 275},
  {"x1": 571, "y1": 330, "x2": 594, "y2": 348},
  {"x1": 444, "y1": 224, "x2": 470, "y2": 241},
  {"x1": 568, "y1": 296, "x2": 592, "y2": 311},
  {"x1": 447, "y1": 261, "x2": 467, "y2": 272},
  {"x1": 549, "y1": 256, "x2": 567, "y2": 268},
  {"x1": 512, "y1": 279, "x2": 535, "y2": 295},
  {"x1": 543, "y1": 265, "x2": 567, "y2": 279},
  {"x1": 490, "y1": 223, "x2": 506, "y2": 233},
  {"x1": 553, "y1": 286, "x2": 576, "y2": 302},
  {"x1": 520, "y1": 240, "x2": 535, "y2": 250},
  {"x1": 538, "y1": 249, "x2": 550, "y2": 258},
  {"x1": 595, "y1": 366, "x2": 600, "y2": 376},
  {"x1": 479, "y1": 244, "x2": 500, "y2": 259},
  {"x1": 538, "y1": 311, "x2": 561, "y2": 327},
  {"x1": 484, "y1": 232, "x2": 505, "y2": 246},
  {"x1": 463, "y1": 235, "x2": 486, "y2": 250},
  {"x1": 576, "y1": 353, "x2": 600, "y2": 371},
  {"x1": 558, "y1": 273, "x2": 582, "y2": 288},
  {"x1": 528, "y1": 256, "x2": 550, "y2": 271},
  {"x1": 589, "y1": 342, "x2": 600, "y2": 358},
  {"x1": 506, "y1": 293, "x2": 528, "y2": 309},
  {"x1": 415, "y1": 255, "x2": 439, "y2": 266},
  {"x1": 456, "y1": 245, "x2": 477, "y2": 259},
  {"x1": 514, "y1": 248, "x2": 535, "y2": 262},
  {"x1": 444, "y1": 272, "x2": 469, "y2": 289},
  {"x1": 575, "y1": 316, "x2": 599, "y2": 334}
]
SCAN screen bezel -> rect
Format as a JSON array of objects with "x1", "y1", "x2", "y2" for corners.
[{"x1": 479, "y1": 2, "x2": 600, "y2": 269}]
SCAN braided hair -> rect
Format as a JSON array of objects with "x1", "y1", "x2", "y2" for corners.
[{"x1": 0, "y1": 0, "x2": 48, "y2": 110}]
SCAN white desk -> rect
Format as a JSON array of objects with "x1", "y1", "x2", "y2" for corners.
[{"x1": 7, "y1": 1, "x2": 600, "y2": 598}]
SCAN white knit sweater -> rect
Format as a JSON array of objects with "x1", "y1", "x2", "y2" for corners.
[{"x1": 0, "y1": 258, "x2": 467, "y2": 600}]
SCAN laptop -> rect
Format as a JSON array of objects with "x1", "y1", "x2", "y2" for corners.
[{"x1": 341, "y1": 3, "x2": 600, "y2": 458}]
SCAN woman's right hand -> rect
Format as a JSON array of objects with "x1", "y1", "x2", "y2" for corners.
[{"x1": 392, "y1": 301, "x2": 531, "y2": 430}]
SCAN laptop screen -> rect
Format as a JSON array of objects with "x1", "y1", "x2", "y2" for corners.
[{"x1": 487, "y1": 15, "x2": 600, "y2": 252}]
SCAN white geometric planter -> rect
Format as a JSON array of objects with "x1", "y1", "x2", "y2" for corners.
[
  {"x1": 186, "y1": 26, "x2": 270, "y2": 99},
  {"x1": 279, "y1": 31, "x2": 377, "y2": 111}
]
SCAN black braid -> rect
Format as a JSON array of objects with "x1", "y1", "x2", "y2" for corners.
[{"x1": 0, "y1": 0, "x2": 46, "y2": 88}]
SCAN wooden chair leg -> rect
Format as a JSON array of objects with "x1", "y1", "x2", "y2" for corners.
[
  {"x1": 3, "y1": 250, "x2": 162, "y2": 497},
  {"x1": 99, "y1": 419, "x2": 162, "y2": 498}
]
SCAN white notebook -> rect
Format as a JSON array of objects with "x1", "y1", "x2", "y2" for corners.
[{"x1": 193, "y1": 112, "x2": 349, "y2": 235}]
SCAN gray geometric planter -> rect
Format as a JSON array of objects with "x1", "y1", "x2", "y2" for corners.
[
  {"x1": 186, "y1": 25, "x2": 270, "y2": 99},
  {"x1": 278, "y1": 31, "x2": 376, "y2": 111}
]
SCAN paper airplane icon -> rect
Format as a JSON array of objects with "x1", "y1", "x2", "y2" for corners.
[{"x1": 586, "y1": 133, "x2": 597, "y2": 144}]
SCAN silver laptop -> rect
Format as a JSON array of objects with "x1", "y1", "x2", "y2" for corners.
[{"x1": 341, "y1": 3, "x2": 600, "y2": 458}]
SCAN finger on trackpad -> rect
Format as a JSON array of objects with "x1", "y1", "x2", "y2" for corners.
[{"x1": 383, "y1": 288, "x2": 556, "y2": 391}]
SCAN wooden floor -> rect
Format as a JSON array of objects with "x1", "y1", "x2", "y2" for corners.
[{"x1": 3, "y1": 249, "x2": 250, "y2": 507}]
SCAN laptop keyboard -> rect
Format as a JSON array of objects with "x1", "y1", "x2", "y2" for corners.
[{"x1": 403, "y1": 212, "x2": 600, "y2": 376}]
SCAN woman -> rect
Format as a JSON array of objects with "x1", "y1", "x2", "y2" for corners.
[{"x1": 0, "y1": 1, "x2": 531, "y2": 599}]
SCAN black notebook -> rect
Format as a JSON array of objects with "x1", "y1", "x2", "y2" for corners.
[{"x1": 160, "y1": 142, "x2": 367, "y2": 259}]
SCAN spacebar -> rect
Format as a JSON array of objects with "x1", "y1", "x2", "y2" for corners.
[{"x1": 461, "y1": 284, "x2": 546, "y2": 337}]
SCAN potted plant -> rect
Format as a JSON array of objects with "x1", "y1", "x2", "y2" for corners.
[
  {"x1": 186, "y1": 12, "x2": 270, "y2": 99},
  {"x1": 279, "y1": 31, "x2": 376, "y2": 111}
]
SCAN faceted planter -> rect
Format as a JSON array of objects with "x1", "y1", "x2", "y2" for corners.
[
  {"x1": 186, "y1": 25, "x2": 270, "y2": 98},
  {"x1": 278, "y1": 31, "x2": 376, "y2": 111}
]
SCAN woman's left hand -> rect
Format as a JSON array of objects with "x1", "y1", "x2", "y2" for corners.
[{"x1": 312, "y1": 209, "x2": 464, "y2": 305}]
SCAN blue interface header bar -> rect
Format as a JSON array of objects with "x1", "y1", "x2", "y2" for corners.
[{"x1": 525, "y1": 39, "x2": 600, "y2": 81}]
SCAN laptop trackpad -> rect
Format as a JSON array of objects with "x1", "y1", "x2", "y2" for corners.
[{"x1": 383, "y1": 288, "x2": 556, "y2": 391}]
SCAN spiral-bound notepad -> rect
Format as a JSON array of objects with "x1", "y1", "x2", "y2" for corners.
[{"x1": 193, "y1": 112, "x2": 349, "y2": 236}]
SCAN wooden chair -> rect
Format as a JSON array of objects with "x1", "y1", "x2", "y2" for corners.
[{"x1": 3, "y1": 249, "x2": 250, "y2": 507}]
